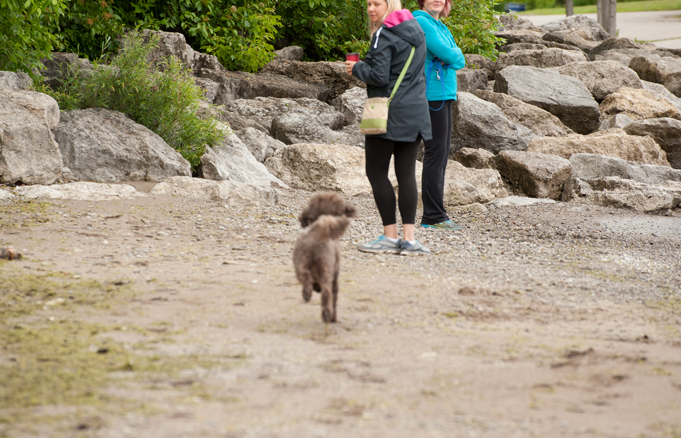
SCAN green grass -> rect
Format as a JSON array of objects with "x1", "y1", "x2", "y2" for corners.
[{"x1": 519, "y1": 0, "x2": 681, "y2": 14}]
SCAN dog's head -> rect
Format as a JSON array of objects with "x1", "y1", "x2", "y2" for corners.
[{"x1": 299, "y1": 192, "x2": 356, "y2": 228}]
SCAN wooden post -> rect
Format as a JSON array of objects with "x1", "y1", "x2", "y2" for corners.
[
  {"x1": 597, "y1": 0, "x2": 617, "y2": 36},
  {"x1": 565, "y1": 0, "x2": 574, "y2": 16}
]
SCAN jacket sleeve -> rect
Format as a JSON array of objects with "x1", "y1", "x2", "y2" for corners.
[
  {"x1": 352, "y1": 30, "x2": 393, "y2": 88},
  {"x1": 416, "y1": 16, "x2": 466, "y2": 70}
]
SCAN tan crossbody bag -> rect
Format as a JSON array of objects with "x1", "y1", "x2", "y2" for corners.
[{"x1": 359, "y1": 46, "x2": 416, "y2": 135}]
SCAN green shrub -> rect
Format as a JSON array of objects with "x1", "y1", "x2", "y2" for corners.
[
  {"x1": 44, "y1": 33, "x2": 224, "y2": 172},
  {"x1": 0, "y1": 0, "x2": 65, "y2": 76}
]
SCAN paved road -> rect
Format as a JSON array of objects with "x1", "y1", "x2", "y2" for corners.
[{"x1": 523, "y1": 10, "x2": 681, "y2": 49}]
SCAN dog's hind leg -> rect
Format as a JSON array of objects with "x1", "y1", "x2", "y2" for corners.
[
  {"x1": 320, "y1": 284, "x2": 334, "y2": 323},
  {"x1": 331, "y1": 275, "x2": 339, "y2": 323},
  {"x1": 298, "y1": 271, "x2": 314, "y2": 302}
]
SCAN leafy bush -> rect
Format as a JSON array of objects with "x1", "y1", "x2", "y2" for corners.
[
  {"x1": 44, "y1": 33, "x2": 224, "y2": 172},
  {"x1": 0, "y1": 0, "x2": 65, "y2": 76}
]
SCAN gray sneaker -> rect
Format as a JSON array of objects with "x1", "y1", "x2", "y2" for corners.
[
  {"x1": 358, "y1": 235, "x2": 402, "y2": 254},
  {"x1": 400, "y1": 239, "x2": 431, "y2": 255}
]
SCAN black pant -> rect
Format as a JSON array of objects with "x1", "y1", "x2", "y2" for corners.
[
  {"x1": 365, "y1": 135, "x2": 421, "y2": 226},
  {"x1": 421, "y1": 100, "x2": 453, "y2": 225}
]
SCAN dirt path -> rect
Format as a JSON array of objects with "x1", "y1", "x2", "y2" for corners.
[{"x1": 1, "y1": 187, "x2": 680, "y2": 438}]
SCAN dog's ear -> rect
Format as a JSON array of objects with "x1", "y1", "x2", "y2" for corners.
[
  {"x1": 299, "y1": 208, "x2": 311, "y2": 228},
  {"x1": 315, "y1": 215, "x2": 350, "y2": 240},
  {"x1": 344, "y1": 204, "x2": 357, "y2": 218}
]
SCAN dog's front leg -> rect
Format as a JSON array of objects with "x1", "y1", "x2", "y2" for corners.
[
  {"x1": 298, "y1": 271, "x2": 314, "y2": 302},
  {"x1": 331, "y1": 275, "x2": 339, "y2": 323}
]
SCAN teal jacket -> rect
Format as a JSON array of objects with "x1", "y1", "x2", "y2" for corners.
[{"x1": 413, "y1": 10, "x2": 466, "y2": 102}]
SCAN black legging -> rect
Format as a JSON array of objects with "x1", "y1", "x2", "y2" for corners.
[
  {"x1": 421, "y1": 100, "x2": 453, "y2": 225},
  {"x1": 365, "y1": 135, "x2": 421, "y2": 226}
]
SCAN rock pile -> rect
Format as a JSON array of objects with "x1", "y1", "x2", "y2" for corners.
[{"x1": 1, "y1": 15, "x2": 680, "y2": 215}]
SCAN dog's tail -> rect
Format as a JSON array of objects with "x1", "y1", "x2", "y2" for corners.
[{"x1": 309, "y1": 215, "x2": 350, "y2": 240}]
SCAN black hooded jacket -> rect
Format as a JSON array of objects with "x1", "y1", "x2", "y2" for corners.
[{"x1": 352, "y1": 11, "x2": 432, "y2": 142}]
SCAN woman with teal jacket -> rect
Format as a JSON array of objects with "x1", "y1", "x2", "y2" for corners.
[{"x1": 413, "y1": 0, "x2": 466, "y2": 230}]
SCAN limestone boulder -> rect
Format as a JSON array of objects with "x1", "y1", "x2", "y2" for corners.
[
  {"x1": 539, "y1": 15, "x2": 609, "y2": 41},
  {"x1": 528, "y1": 130, "x2": 670, "y2": 166},
  {"x1": 273, "y1": 46, "x2": 304, "y2": 61},
  {"x1": 14, "y1": 182, "x2": 145, "y2": 201},
  {"x1": 588, "y1": 37, "x2": 647, "y2": 61},
  {"x1": 0, "y1": 71, "x2": 32, "y2": 90},
  {"x1": 260, "y1": 59, "x2": 365, "y2": 101},
  {"x1": 150, "y1": 176, "x2": 278, "y2": 206},
  {"x1": 495, "y1": 150, "x2": 572, "y2": 200},
  {"x1": 641, "y1": 80, "x2": 681, "y2": 113},
  {"x1": 564, "y1": 176, "x2": 681, "y2": 213},
  {"x1": 629, "y1": 54, "x2": 681, "y2": 97},
  {"x1": 499, "y1": 43, "x2": 549, "y2": 53},
  {"x1": 199, "y1": 131, "x2": 286, "y2": 188},
  {"x1": 0, "y1": 89, "x2": 62, "y2": 185},
  {"x1": 55, "y1": 108, "x2": 191, "y2": 182},
  {"x1": 452, "y1": 147, "x2": 496, "y2": 169},
  {"x1": 495, "y1": 29, "x2": 547, "y2": 46},
  {"x1": 556, "y1": 61, "x2": 642, "y2": 102},
  {"x1": 194, "y1": 77, "x2": 220, "y2": 103},
  {"x1": 457, "y1": 69, "x2": 488, "y2": 93},
  {"x1": 444, "y1": 161, "x2": 509, "y2": 205},
  {"x1": 265, "y1": 143, "x2": 369, "y2": 195},
  {"x1": 451, "y1": 92, "x2": 536, "y2": 154},
  {"x1": 599, "y1": 87, "x2": 681, "y2": 121},
  {"x1": 494, "y1": 65, "x2": 600, "y2": 134},
  {"x1": 569, "y1": 152, "x2": 681, "y2": 184},
  {"x1": 542, "y1": 29, "x2": 598, "y2": 52},
  {"x1": 236, "y1": 127, "x2": 286, "y2": 163},
  {"x1": 495, "y1": 48, "x2": 588, "y2": 71},
  {"x1": 624, "y1": 118, "x2": 681, "y2": 169},
  {"x1": 599, "y1": 114, "x2": 634, "y2": 130},
  {"x1": 271, "y1": 111, "x2": 349, "y2": 145},
  {"x1": 474, "y1": 89, "x2": 574, "y2": 137},
  {"x1": 224, "y1": 97, "x2": 344, "y2": 132},
  {"x1": 592, "y1": 48, "x2": 655, "y2": 67},
  {"x1": 331, "y1": 87, "x2": 366, "y2": 125},
  {"x1": 0, "y1": 188, "x2": 15, "y2": 201},
  {"x1": 39, "y1": 52, "x2": 93, "y2": 89},
  {"x1": 497, "y1": 14, "x2": 540, "y2": 31},
  {"x1": 464, "y1": 54, "x2": 496, "y2": 79}
]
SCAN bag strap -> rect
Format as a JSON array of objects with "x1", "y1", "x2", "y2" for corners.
[{"x1": 387, "y1": 46, "x2": 415, "y2": 107}]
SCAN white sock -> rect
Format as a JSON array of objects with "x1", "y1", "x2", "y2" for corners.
[
  {"x1": 405, "y1": 240, "x2": 416, "y2": 245},
  {"x1": 384, "y1": 236, "x2": 400, "y2": 243}
]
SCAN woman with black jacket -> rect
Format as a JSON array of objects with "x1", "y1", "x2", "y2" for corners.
[{"x1": 345, "y1": 0, "x2": 433, "y2": 256}]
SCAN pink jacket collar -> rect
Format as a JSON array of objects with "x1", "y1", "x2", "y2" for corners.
[{"x1": 383, "y1": 9, "x2": 414, "y2": 28}]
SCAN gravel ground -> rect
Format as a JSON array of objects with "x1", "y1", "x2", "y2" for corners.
[{"x1": 1, "y1": 186, "x2": 680, "y2": 438}]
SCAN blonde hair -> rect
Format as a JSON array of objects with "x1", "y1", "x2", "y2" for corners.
[{"x1": 369, "y1": 0, "x2": 402, "y2": 36}]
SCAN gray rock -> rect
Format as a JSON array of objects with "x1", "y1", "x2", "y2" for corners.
[
  {"x1": 0, "y1": 89, "x2": 62, "y2": 185},
  {"x1": 588, "y1": 37, "x2": 647, "y2": 61},
  {"x1": 452, "y1": 147, "x2": 497, "y2": 169},
  {"x1": 331, "y1": 87, "x2": 366, "y2": 125},
  {"x1": 564, "y1": 176, "x2": 681, "y2": 213},
  {"x1": 265, "y1": 143, "x2": 370, "y2": 195},
  {"x1": 494, "y1": 65, "x2": 600, "y2": 134},
  {"x1": 194, "y1": 77, "x2": 220, "y2": 103},
  {"x1": 0, "y1": 71, "x2": 33, "y2": 90},
  {"x1": 629, "y1": 54, "x2": 681, "y2": 97},
  {"x1": 200, "y1": 130, "x2": 287, "y2": 189},
  {"x1": 457, "y1": 68, "x2": 488, "y2": 93},
  {"x1": 599, "y1": 87, "x2": 681, "y2": 121},
  {"x1": 464, "y1": 54, "x2": 496, "y2": 79},
  {"x1": 474, "y1": 89, "x2": 574, "y2": 137},
  {"x1": 641, "y1": 80, "x2": 681, "y2": 113},
  {"x1": 593, "y1": 48, "x2": 655, "y2": 67},
  {"x1": 487, "y1": 195, "x2": 556, "y2": 206},
  {"x1": 55, "y1": 108, "x2": 191, "y2": 182},
  {"x1": 495, "y1": 48, "x2": 588, "y2": 70},
  {"x1": 539, "y1": 15, "x2": 609, "y2": 41},
  {"x1": 528, "y1": 130, "x2": 670, "y2": 166},
  {"x1": 237, "y1": 127, "x2": 286, "y2": 162},
  {"x1": 497, "y1": 14, "x2": 540, "y2": 31},
  {"x1": 499, "y1": 43, "x2": 548, "y2": 53},
  {"x1": 260, "y1": 59, "x2": 365, "y2": 101},
  {"x1": 150, "y1": 176, "x2": 278, "y2": 206},
  {"x1": 444, "y1": 161, "x2": 509, "y2": 204},
  {"x1": 0, "y1": 188, "x2": 15, "y2": 201},
  {"x1": 599, "y1": 113, "x2": 634, "y2": 130},
  {"x1": 542, "y1": 29, "x2": 599, "y2": 52},
  {"x1": 14, "y1": 182, "x2": 145, "y2": 201},
  {"x1": 271, "y1": 111, "x2": 347, "y2": 145},
  {"x1": 224, "y1": 96, "x2": 344, "y2": 132},
  {"x1": 39, "y1": 52, "x2": 93, "y2": 89},
  {"x1": 495, "y1": 150, "x2": 572, "y2": 200},
  {"x1": 569, "y1": 152, "x2": 681, "y2": 184},
  {"x1": 624, "y1": 118, "x2": 681, "y2": 169},
  {"x1": 274, "y1": 46, "x2": 304, "y2": 61},
  {"x1": 556, "y1": 60, "x2": 642, "y2": 102},
  {"x1": 451, "y1": 92, "x2": 536, "y2": 154},
  {"x1": 495, "y1": 29, "x2": 547, "y2": 46}
]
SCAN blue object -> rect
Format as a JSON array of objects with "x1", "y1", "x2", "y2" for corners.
[{"x1": 504, "y1": 2, "x2": 526, "y2": 12}]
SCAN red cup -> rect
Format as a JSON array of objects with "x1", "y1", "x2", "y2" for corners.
[{"x1": 346, "y1": 52, "x2": 360, "y2": 62}]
